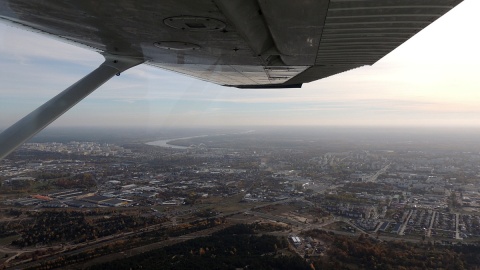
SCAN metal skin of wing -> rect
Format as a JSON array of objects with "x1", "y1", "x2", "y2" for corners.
[
  {"x1": 0, "y1": 0, "x2": 463, "y2": 88},
  {"x1": 0, "y1": 0, "x2": 464, "y2": 159}
]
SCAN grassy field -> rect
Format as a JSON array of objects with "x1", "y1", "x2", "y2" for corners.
[
  {"x1": 323, "y1": 221, "x2": 355, "y2": 232},
  {"x1": 0, "y1": 235, "x2": 20, "y2": 246}
]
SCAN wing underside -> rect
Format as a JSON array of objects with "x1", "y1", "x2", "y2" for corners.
[{"x1": 0, "y1": 0, "x2": 464, "y2": 88}]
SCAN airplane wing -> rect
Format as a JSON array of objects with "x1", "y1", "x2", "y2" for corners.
[
  {"x1": 0, "y1": 0, "x2": 463, "y2": 88},
  {"x1": 0, "y1": 0, "x2": 464, "y2": 159}
]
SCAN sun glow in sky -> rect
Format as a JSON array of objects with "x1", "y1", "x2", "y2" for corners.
[{"x1": 1, "y1": 0, "x2": 480, "y2": 129}]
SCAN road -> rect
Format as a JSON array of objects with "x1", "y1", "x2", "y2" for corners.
[
  {"x1": 3, "y1": 197, "x2": 302, "y2": 269},
  {"x1": 5, "y1": 193, "x2": 458, "y2": 270},
  {"x1": 6, "y1": 222, "x2": 233, "y2": 270},
  {"x1": 77, "y1": 223, "x2": 233, "y2": 269},
  {"x1": 455, "y1": 213, "x2": 462, "y2": 240},
  {"x1": 366, "y1": 163, "x2": 390, "y2": 183},
  {"x1": 427, "y1": 211, "x2": 436, "y2": 237},
  {"x1": 398, "y1": 210, "x2": 413, "y2": 235}
]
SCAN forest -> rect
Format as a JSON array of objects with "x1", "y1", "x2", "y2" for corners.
[
  {"x1": 305, "y1": 229, "x2": 480, "y2": 270},
  {"x1": 11, "y1": 210, "x2": 159, "y2": 247},
  {"x1": 89, "y1": 224, "x2": 311, "y2": 270}
]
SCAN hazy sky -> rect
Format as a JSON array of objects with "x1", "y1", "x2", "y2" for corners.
[{"x1": 1, "y1": 0, "x2": 479, "y2": 129}]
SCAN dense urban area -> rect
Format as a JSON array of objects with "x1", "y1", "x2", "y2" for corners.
[{"x1": 1, "y1": 128, "x2": 480, "y2": 269}]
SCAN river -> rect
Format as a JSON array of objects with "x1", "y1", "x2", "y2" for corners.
[
  {"x1": 145, "y1": 130, "x2": 255, "y2": 149},
  {"x1": 145, "y1": 135, "x2": 209, "y2": 149}
]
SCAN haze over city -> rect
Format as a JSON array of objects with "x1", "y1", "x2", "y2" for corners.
[
  {"x1": 4, "y1": 1, "x2": 480, "y2": 268},
  {"x1": 0, "y1": 0, "x2": 479, "y2": 129}
]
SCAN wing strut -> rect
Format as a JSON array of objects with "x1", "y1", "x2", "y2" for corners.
[{"x1": 0, "y1": 54, "x2": 144, "y2": 160}]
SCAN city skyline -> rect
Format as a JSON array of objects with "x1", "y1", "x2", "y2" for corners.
[{"x1": 1, "y1": 0, "x2": 479, "y2": 129}]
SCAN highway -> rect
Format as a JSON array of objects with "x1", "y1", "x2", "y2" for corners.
[
  {"x1": 366, "y1": 163, "x2": 390, "y2": 183},
  {"x1": 398, "y1": 210, "x2": 413, "y2": 236}
]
